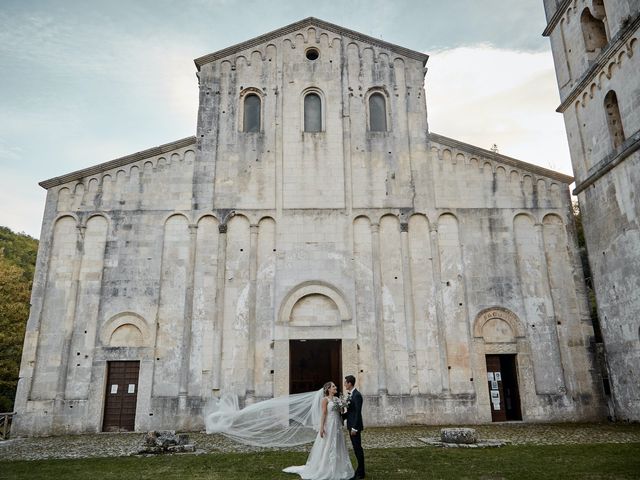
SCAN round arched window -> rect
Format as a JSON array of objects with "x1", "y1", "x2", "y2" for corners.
[
  {"x1": 304, "y1": 93, "x2": 322, "y2": 132},
  {"x1": 243, "y1": 94, "x2": 261, "y2": 132}
]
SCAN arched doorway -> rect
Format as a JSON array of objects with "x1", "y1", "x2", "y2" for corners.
[
  {"x1": 275, "y1": 282, "x2": 355, "y2": 396},
  {"x1": 473, "y1": 308, "x2": 526, "y2": 422}
]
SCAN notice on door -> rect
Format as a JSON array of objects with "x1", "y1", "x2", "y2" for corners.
[{"x1": 110, "y1": 384, "x2": 118, "y2": 394}]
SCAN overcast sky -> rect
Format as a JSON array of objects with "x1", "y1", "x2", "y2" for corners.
[{"x1": 0, "y1": 0, "x2": 569, "y2": 238}]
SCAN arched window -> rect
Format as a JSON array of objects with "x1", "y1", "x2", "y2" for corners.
[
  {"x1": 604, "y1": 90, "x2": 625, "y2": 149},
  {"x1": 581, "y1": 7, "x2": 608, "y2": 53},
  {"x1": 243, "y1": 94, "x2": 261, "y2": 133},
  {"x1": 368, "y1": 92, "x2": 387, "y2": 132},
  {"x1": 304, "y1": 93, "x2": 322, "y2": 132}
]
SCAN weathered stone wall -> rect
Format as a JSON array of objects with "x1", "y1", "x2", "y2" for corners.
[
  {"x1": 13, "y1": 20, "x2": 607, "y2": 436},
  {"x1": 544, "y1": 0, "x2": 640, "y2": 420}
]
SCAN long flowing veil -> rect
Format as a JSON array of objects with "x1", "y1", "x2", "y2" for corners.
[{"x1": 204, "y1": 389, "x2": 324, "y2": 447}]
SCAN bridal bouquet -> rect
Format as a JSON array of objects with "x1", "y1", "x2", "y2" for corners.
[{"x1": 332, "y1": 394, "x2": 351, "y2": 413}]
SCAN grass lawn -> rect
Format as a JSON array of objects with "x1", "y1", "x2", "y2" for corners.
[{"x1": 3, "y1": 443, "x2": 640, "y2": 479}]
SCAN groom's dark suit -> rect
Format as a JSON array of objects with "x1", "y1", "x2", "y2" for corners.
[{"x1": 342, "y1": 388, "x2": 365, "y2": 479}]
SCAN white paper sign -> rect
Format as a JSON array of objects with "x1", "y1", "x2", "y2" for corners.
[
  {"x1": 110, "y1": 384, "x2": 118, "y2": 394},
  {"x1": 487, "y1": 372, "x2": 495, "y2": 381},
  {"x1": 128, "y1": 384, "x2": 136, "y2": 394},
  {"x1": 493, "y1": 402, "x2": 501, "y2": 410},
  {"x1": 490, "y1": 390, "x2": 500, "y2": 400},
  {"x1": 491, "y1": 380, "x2": 499, "y2": 390},
  {"x1": 495, "y1": 372, "x2": 502, "y2": 382}
]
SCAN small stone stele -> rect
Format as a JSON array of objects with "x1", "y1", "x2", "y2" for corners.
[{"x1": 440, "y1": 427, "x2": 477, "y2": 444}]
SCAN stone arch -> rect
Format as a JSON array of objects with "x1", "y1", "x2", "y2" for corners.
[
  {"x1": 184, "y1": 150, "x2": 196, "y2": 163},
  {"x1": 604, "y1": 90, "x2": 625, "y2": 149},
  {"x1": 473, "y1": 307, "x2": 525, "y2": 340},
  {"x1": 258, "y1": 214, "x2": 276, "y2": 223},
  {"x1": 513, "y1": 211, "x2": 538, "y2": 227},
  {"x1": 581, "y1": 6, "x2": 608, "y2": 53},
  {"x1": 290, "y1": 294, "x2": 341, "y2": 326},
  {"x1": 85, "y1": 212, "x2": 111, "y2": 229},
  {"x1": 57, "y1": 187, "x2": 72, "y2": 211},
  {"x1": 53, "y1": 212, "x2": 79, "y2": 226},
  {"x1": 279, "y1": 281, "x2": 351, "y2": 324},
  {"x1": 543, "y1": 213, "x2": 564, "y2": 226},
  {"x1": 196, "y1": 212, "x2": 219, "y2": 224},
  {"x1": 100, "y1": 312, "x2": 151, "y2": 347},
  {"x1": 162, "y1": 212, "x2": 192, "y2": 225}
]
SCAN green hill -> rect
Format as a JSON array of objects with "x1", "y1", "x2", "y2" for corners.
[{"x1": 0, "y1": 226, "x2": 38, "y2": 412}]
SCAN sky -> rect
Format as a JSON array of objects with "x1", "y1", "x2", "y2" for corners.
[{"x1": 0, "y1": 0, "x2": 570, "y2": 239}]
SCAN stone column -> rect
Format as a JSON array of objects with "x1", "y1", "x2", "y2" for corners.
[
  {"x1": 536, "y1": 221, "x2": 568, "y2": 393},
  {"x1": 56, "y1": 223, "x2": 84, "y2": 402},
  {"x1": 400, "y1": 222, "x2": 419, "y2": 395},
  {"x1": 370, "y1": 223, "x2": 388, "y2": 395},
  {"x1": 245, "y1": 223, "x2": 259, "y2": 401},
  {"x1": 429, "y1": 222, "x2": 450, "y2": 392},
  {"x1": 213, "y1": 223, "x2": 228, "y2": 391},
  {"x1": 179, "y1": 223, "x2": 198, "y2": 397}
]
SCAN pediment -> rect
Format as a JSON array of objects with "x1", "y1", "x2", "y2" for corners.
[
  {"x1": 39, "y1": 136, "x2": 196, "y2": 190},
  {"x1": 193, "y1": 17, "x2": 429, "y2": 70},
  {"x1": 429, "y1": 132, "x2": 573, "y2": 184}
]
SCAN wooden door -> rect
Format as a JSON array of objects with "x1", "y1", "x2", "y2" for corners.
[
  {"x1": 290, "y1": 340, "x2": 341, "y2": 394},
  {"x1": 486, "y1": 354, "x2": 522, "y2": 422},
  {"x1": 500, "y1": 354, "x2": 522, "y2": 420},
  {"x1": 102, "y1": 361, "x2": 140, "y2": 432},
  {"x1": 486, "y1": 355, "x2": 507, "y2": 422}
]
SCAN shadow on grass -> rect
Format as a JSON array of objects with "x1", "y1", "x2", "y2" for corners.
[{"x1": 3, "y1": 443, "x2": 640, "y2": 479}]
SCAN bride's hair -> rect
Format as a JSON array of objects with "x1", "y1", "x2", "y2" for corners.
[{"x1": 322, "y1": 382, "x2": 333, "y2": 396}]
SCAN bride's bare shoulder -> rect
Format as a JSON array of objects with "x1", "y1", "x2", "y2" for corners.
[{"x1": 321, "y1": 396, "x2": 329, "y2": 404}]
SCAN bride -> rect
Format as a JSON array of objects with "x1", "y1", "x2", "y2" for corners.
[
  {"x1": 283, "y1": 382, "x2": 354, "y2": 479},
  {"x1": 205, "y1": 381, "x2": 354, "y2": 480}
]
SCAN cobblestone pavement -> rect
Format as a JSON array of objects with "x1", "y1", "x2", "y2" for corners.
[{"x1": 1, "y1": 423, "x2": 639, "y2": 461}]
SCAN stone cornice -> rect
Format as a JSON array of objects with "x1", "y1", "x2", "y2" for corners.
[
  {"x1": 193, "y1": 17, "x2": 429, "y2": 70},
  {"x1": 428, "y1": 132, "x2": 574, "y2": 184},
  {"x1": 573, "y1": 129, "x2": 640, "y2": 195},
  {"x1": 39, "y1": 136, "x2": 197, "y2": 190},
  {"x1": 542, "y1": 0, "x2": 572, "y2": 37},
  {"x1": 556, "y1": 14, "x2": 640, "y2": 113}
]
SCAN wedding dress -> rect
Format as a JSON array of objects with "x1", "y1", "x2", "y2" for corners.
[{"x1": 283, "y1": 397, "x2": 355, "y2": 480}]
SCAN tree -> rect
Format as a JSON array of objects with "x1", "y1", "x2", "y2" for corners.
[
  {"x1": 0, "y1": 257, "x2": 31, "y2": 411},
  {"x1": 0, "y1": 227, "x2": 38, "y2": 412}
]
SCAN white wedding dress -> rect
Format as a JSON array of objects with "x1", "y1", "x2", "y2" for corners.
[{"x1": 283, "y1": 397, "x2": 355, "y2": 480}]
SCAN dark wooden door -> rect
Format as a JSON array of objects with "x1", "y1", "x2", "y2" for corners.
[
  {"x1": 486, "y1": 354, "x2": 522, "y2": 422},
  {"x1": 500, "y1": 354, "x2": 522, "y2": 421},
  {"x1": 290, "y1": 340, "x2": 341, "y2": 394},
  {"x1": 103, "y1": 361, "x2": 140, "y2": 432},
  {"x1": 486, "y1": 355, "x2": 507, "y2": 422}
]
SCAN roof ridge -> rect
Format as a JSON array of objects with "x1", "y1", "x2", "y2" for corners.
[
  {"x1": 194, "y1": 17, "x2": 429, "y2": 69},
  {"x1": 428, "y1": 132, "x2": 574, "y2": 184},
  {"x1": 39, "y1": 136, "x2": 197, "y2": 189}
]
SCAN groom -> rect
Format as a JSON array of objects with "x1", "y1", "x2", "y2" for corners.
[{"x1": 343, "y1": 375, "x2": 365, "y2": 479}]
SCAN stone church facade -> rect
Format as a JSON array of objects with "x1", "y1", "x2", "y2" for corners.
[
  {"x1": 543, "y1": 0, "x2": 640, "y2": 421},
  {"x1": 14, "y1": 18, "x2": 605, "y2": 436}
]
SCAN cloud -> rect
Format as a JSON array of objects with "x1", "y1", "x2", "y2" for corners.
[
  {"x1": 425, "y1": 45, "x2": 572, "y2": 175},
  {"x1": 0, "y1": 171, "x2": 46, "y2": 238}
]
